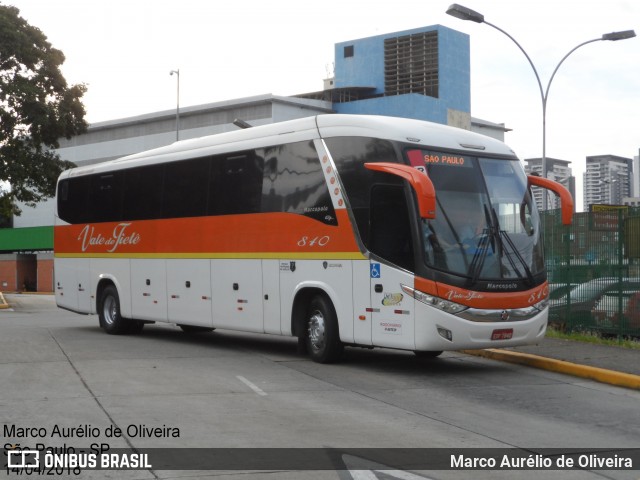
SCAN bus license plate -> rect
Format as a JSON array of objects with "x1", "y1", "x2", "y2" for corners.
[{"x1": 491, "y1": 328, "x2": 513, "y2": 340}]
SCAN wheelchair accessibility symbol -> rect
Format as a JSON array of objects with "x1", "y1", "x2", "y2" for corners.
[{"x1": 370, "y1": 263, "x2": 381, "y2": 279}]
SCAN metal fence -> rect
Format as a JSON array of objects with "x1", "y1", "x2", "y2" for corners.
[{"x1": 542, "y1": 206, "x2": 640, "y2": 337}]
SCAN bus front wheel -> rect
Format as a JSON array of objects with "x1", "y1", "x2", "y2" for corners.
[{"x1": 305, "y1": 295, "x2": 343, "y2": 363}]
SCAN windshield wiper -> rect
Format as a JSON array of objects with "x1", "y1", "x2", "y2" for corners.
[
  {"x1": 490, "y1": 207, "x2": 535, "y2": 286},
  {"x1": 467, "y1": 205, "x2": 535, "y2": 286},
  {"x1": 467, "y1": 230, "x2": 490, "y2": 284},
  {"x1": 467, "y1": 204, "x2": 497, "y2": 286},
  {"x1": 497, "y1": 229, "x2": 535, "y2": 285}
]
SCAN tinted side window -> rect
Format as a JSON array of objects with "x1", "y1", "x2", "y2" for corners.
[
  {"x1": 261, "y1": 141, "x2": 336, "y2": 225},
  {"x1": 324, "y1": 137, "x2": 400, "y2": 245},
  {"x1": 58, "y1": 176, "x2": 91, "y2": 224},
  {"x1": 90, "y1": 173, "x2": 123, "y2": 223},
  {"x1": 209, "y1": 152, "x2": 264, "y2": 215},
  {"x1": 122, "y1": 164, "x2": 164, "y2": 221},
  {"x1": 370, "y1": 184, "x2": 414, "y2": 271},
  {"x1": 163, "y1": 158, "x2": 209, "y2": 218}
]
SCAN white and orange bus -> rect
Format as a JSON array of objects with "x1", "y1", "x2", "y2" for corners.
[{"x1": 54, "y1": 114, "x2": 572, "y2": 363}]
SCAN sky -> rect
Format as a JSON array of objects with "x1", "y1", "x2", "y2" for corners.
[{"x1": 7, "y1": 0, "x2": 640, "y2": 209}]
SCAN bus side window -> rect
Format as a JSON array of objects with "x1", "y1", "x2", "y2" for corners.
[
  {"x1": 91, "y1": 173, "x2": 123, "y2": 223},
  {"x1": 122, "y1": 165, "x2": 163, "y2": 221},
  {"x1": 58, "y1": 176, "x2": 91, "y2": 224},
  {"x1": 260, "y1": 141, "x2": 336, "y2": 225},
  {"x1": 163, "y1": 158, "x2": 209, "y2": 218},
  {"x1": 209, "y1": 152, "x2": 264, "y2": 215},
  {"x1": 369, "y1": 184, "x2": 414, "y2": 272}
]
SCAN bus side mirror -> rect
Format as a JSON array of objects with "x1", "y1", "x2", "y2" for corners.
[
  {"x1": 364, "y1": 162, "x2": 436, "y2": 219},
  {"x1": 527, "y1": 175, "x2": 574, "y2": 225}
]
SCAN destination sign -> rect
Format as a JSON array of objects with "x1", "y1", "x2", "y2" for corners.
[{"x1": 406, "y1": 149, "x2": 471, "y2": 169}]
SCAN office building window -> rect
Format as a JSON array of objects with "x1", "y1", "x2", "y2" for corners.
[{"x1": 384, "y1": 31, "x2": 438, "y2": 98}]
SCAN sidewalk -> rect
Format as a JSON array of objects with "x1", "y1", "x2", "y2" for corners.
[
  {"x1": 508, "y1": 338, "x2": 640, "y2": 376},
  {"x1": 464, "y1": 338, "x2": 640, "y2": 390}
]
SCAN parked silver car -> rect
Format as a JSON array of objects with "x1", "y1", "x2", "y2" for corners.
[{"x1": 548, "y1": 277, "x2": 640, "y2": 330}]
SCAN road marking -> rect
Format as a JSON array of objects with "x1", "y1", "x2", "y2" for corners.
[
  {"x1": 236, "y1": 376, "x2": 267, "y2": 396},
  {"x1": 342, "y1": 454, "x2": 434, "y2": 480},
  {"x1": 349, "y1": 471, "x2": 378, "y2": 480},
  {"x1": 348, "y1": 469, "x2": 432, "y2": 480}
]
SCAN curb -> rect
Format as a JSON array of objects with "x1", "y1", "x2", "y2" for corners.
[
  {"x1": 0, "y1": 292, "x2": 9, "y2": 309},
  {"x1": 462, "y1": 348, "x2": 640, "y2": 391},
  {"x1": 4, "y1": 291, "x2": 54, "y2": 295}
]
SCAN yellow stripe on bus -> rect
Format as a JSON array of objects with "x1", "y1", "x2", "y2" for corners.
[{"x1": 53, "y1": 252, "x2": 367, "y2": 260}]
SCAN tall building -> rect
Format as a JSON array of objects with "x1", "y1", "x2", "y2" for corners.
[
  {"x1": 621, "y1": 152, "x2": 640, "y2": 207},
  {"x1": 633, "y1": 153, "x2": 640, "y2": 197},
  {"x1": 524, "y1": 158, "x2": 575, "y2": 211},
  {"x1": 583, "y1": 154, "x2": 633, "y2": 210}
]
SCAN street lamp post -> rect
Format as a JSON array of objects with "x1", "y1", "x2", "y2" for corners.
[
  {"x1": 446, "y1": 4, "x2": 635, "y2": 210},
  {"x1": 170, "y1": 69, "x2": 180, "y2": 141}
]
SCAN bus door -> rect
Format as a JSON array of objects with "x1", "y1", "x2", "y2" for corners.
[
  {"x1": 262, "y1": 259, "x2": 281, "y2": 335},
  {"x1": 368, "y1": 185, "x2": 416, "y2": 350}
]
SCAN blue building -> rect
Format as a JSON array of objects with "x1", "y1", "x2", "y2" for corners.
[
  {"x1": 336, "y1": 25, "x2": 469, "y2": 124},
  {"x1": 297, "y1": 25, "x2": 480, "y2": 133}
]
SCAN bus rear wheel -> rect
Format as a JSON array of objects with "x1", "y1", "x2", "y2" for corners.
[
  {"x1": 99, "y1": 285, "x2": 143, "y2": 334},
  {"x1": 305, "y1": 295, "x2": 343, "y2": 363}
]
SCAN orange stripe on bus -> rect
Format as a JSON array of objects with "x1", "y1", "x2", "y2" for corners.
[
  {"x1": 438, "y1": 282, "x2": 548, "y2": 310},
  {"x1": 416, "y1": 276, "x2": 548, "y2": 309},
  {"x1": 54, "y1": 210, "x2": 360, "y2": 256},
  {"x1": 414, "y1": 277, "x2": 438, "y2": 296}
]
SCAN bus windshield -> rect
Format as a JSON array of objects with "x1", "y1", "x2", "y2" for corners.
[{"x1": 409, "y1": 150, "x2": 544, "y2": 281}]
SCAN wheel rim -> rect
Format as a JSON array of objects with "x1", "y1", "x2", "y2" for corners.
[
  {"x1": 307, "y1": 309, "x2": 326, "y2": 353},
  {"x1": 103, "y1": 295, "x2": 117, "y2": 326}
]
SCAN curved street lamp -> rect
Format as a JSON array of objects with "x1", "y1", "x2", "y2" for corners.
[
  {"x1": 170, "y1": 69, "x2": 180, "y2": 141},
  {"x1": 446, "y1": 3, "x2": 636, "y2": 210}
]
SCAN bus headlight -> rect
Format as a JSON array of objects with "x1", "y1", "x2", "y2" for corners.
[
  {"x1": 533, "y1": 298, "x2": 548, "y2": 311},
  {"x1": 401, "y1": 285, "x2": 468, "y2": 314}
]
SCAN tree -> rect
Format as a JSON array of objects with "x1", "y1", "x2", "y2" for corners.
[{"x1": 0, "y1": 3, "x2": 87, "y2": 217}]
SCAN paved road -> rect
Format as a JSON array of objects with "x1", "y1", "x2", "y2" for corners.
[{"x1": 1, "y1": 295, "x2": 639, "y2": 479}]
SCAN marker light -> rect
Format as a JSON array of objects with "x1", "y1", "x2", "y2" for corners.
[{"x1": 437, "y1": 326, "x2": 453, "y2": 342}]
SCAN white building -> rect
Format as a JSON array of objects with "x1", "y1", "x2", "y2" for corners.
[
  {"x1": 583, "y1": 154, "x2": 633, "y2": 210},
  {"x1": 524, "y1": 157, "x2": 575, "y2": 211},
  {"x1": 626, "y1": 153, "x2": 640, "y2": 206}
]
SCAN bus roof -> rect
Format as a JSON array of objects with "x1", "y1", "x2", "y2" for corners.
[
  {"x1": 60, "y1": 114, "x2": 517, "y2": 179},
  {"x1": 316, "y1": 114, "x2": 515, "y2": 155}
]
